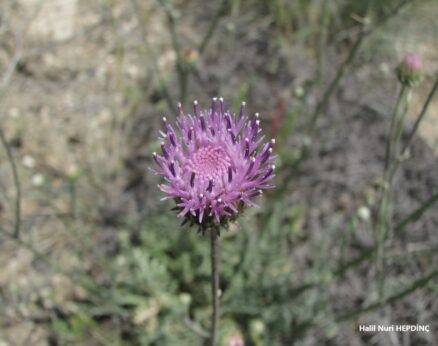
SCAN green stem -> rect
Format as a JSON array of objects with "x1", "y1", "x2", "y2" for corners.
[
  {"x1": 291, "y1": 268, "x2": 437, "y2": 338},
  {"x1": 376, "y1": 84, "x2": 410, "y2": 300},
  {"x1": 158, "y1": 0, "x2": 188, "y2": 104},
  {"x1": 69, "y1": 181, "x2": 77, "y2": 218},
  {"x1": 220, "y1": 190, "x2": 438, "y2": 320},
  {"x1": 210, "y1": 227, "x2": 220, "y2": 346},
  {"x1": 308, "y1": 0, "x2": 414, "y2": 135},
  {"x1": 392, "y1": 88, "x2": 411, "y2": 161},
  {"x1": 339, "y1": 190, "x2": 438, "y2": 276},
  {"x1": 338, "y1": 269, "x2": 438, "y2": 322},
  {"x1": 387, "y1": 76, "x2": 438, "y2": 182},
  {"x1": 0, "y1": 127, "x2": 21, "y2": 238},
  {"x1": 198, "y1": 0, "x2": 229, "y2": 54},
  {"x1": 315, "y1": 0, "x2": 330, "y2": 85},
  {"x1": 158, "y1": 0, "x2": 229, "y2": 104},
  {"x1": 401, "y1": 76, "x2": 438, "y2": 155},
  {"x1": 129, "y1": 0, "x2": 174, "y2": 111},
  {"x1": 309, "y1": 33, "x2": 365, "y2": 134},
  {"x1": 394, "y1": 191, "x2": 438, "y2": 234},
  {"x1": 384, "y1": 85, "x2": 408, "y2": 172},
  {"x1": 374, "y1": 76, "x2": 438, "y2": 302},
  {"x1": 375, "y1": 76, "x2": 438, "y2": 299}
]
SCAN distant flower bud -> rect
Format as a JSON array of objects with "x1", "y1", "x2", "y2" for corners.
[
  {"x1": 32, "y1": 173, "x2": 45, "y2": 187},
  {"x1": 65, "y1": 163, "x2": 81, "y2": 181},
  {"x1": 179, "y1": 293, "x2": 191, "y2": 305},
  {"x1": 227, "y1": 334, "x2": 245, "y2": 346},
  {"x1": 397, "y1": 54, "x2": 422, "y2": 86},
  {"x1": 357, "y1": 206, "x2": 371, "y2": 222},
  {"x1": 22, "y1": 155, "x2": 35, "y2": 169},
  {"x1": 183, "y1": 48, "x2": 199, "y2": 65}
]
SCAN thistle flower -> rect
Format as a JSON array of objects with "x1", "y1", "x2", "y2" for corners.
[
  {"x1": 151, "y1": 98, "x2": 276, "y2": 226},
  {"x1": 397, "y1": 54, "x2": 422, "y2": 86}
]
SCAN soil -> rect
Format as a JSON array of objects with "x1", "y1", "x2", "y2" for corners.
[{"x1": 0, "y1": 0, "x2": 437, "y2": 345}]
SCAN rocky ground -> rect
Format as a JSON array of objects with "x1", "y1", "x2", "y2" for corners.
[{"x1": 0, "y1": 0, "x2": 437, "y2": 345}]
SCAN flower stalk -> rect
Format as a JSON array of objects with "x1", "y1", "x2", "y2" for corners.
[
  {"x1": 376, "y1": 84, "x2": 410, "y2": 300},
  {"x1": 150, "y1": 98, "x2": 275, "y2": 343},
  {"x1": 0, "y1": 126, "x2": 21, "y2": 239},
  {"x1": 376, "y1": 54, "x2": 426, "y2": 300},
  {"x1": 210, "y1": 227, "x2": 220, "y2": 346}
]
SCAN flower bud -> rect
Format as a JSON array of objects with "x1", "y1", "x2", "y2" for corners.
[
  {"x1": 32, "y1": 174, "x2": 45, "y2": 187},
  {"x1": 357, "y1": 206, "x2": 371, "y2": 222},
  {"x1": 183, "y1": 48, "x2": 199, "y2": 65},
  {"x1": 22, "y1": 155, "x2": 36, "y2": 169},
  {"x1": 227, "y1": 333, "x2": 244, "y2": 346},
  {"x1": 65, "y1": 163, "x2": 81, "y2": 182},
  {"x1": 397, "y1": 54, "x2": 422, "y2": 86}
]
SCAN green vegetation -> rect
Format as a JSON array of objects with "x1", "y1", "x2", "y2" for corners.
[{"x1": 0, "y1": 0, "x2": 437, "y2": 345}]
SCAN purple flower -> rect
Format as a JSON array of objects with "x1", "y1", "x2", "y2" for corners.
[{"x1": 151, "y1": 98, "x2": 276, "y2": 225}]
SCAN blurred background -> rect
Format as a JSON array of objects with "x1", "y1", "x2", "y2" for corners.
[{"x1": 0, "y1": 0, "x2": 437, "y2": 345}]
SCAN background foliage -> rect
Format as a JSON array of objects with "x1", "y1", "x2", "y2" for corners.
[{"x1": 0, "y1": 0, "x2": 437, "y2": 345}]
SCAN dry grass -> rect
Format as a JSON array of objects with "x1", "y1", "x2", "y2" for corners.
[{"x1": 0, "y1": 0, "x2": 437, "y2": 345}]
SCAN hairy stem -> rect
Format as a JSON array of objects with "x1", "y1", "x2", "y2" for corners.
[{"x1": 210, "y1": 228, "x2": 220, "y2": 346}]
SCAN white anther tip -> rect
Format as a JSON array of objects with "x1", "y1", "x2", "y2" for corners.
[{"x1": 194, "y1": 100, "x2": 198, "y2": 105}]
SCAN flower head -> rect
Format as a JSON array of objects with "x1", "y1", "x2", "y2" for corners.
[
  {"x1": 397, "y1": 54, "x2": 422, "y2": 86},
  {"x1": 151, "y1": 98, "x2": 276, "y2": 226}
]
